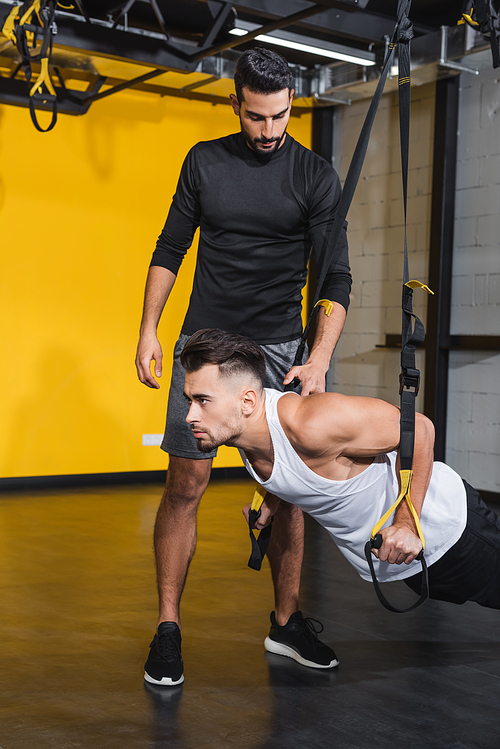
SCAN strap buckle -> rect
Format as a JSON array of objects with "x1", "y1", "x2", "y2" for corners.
[{"x1": 399, "y1": 368, "x2": 420, "y2": 395}]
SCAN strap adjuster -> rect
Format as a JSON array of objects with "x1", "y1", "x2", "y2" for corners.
[{"x1": 399, "y1": 369, "x2": 420, "y2": 395}]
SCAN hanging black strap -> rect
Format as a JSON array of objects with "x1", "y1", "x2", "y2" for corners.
[
  {"x1": 29, "y1": 91, "x2": 57, "y2": 132},
  {"x1": 247, "y1": 485, "x2": 273, "y2": 570},
  {"x1": 364, "y1": 536, "x2": 429, "y2": 613},
  {"x1": 364, "y1": 0, "x2": 432, "y2": 613},
  {"x1": 285, "y1": 5, "x2": 406, "y2": 391},
  {"x1": 7, "y1": 1, "x2": 59, "y2": 132},
  {"x1": 247, "y1": 509, "x2": 273, "y2": 571}
]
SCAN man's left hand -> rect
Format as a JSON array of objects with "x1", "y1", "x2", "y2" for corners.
[
  {"x1": 283, "y1": 362, "x2": 327, "y2": 395},
  {"x1": 370, "y1": 524, "x2": 423, "y2": 565}
]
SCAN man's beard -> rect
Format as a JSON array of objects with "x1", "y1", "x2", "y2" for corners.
[
  {"x1": 196, "y1": 436, "x2": 219, "y2": 454},
  {"x1": 240, "y1": 118, "x2": 287, "y2": 158},
  {"x1": 192, "y1": 425, "x2": 241, "y2": 453}
]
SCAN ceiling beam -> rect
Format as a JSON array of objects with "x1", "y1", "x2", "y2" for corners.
[
  {"x1": 189, "y1": 3, "x2": 330, "y2": 62},
  {"x1": 233, "y1": 0, "x2": 435, "y2": 44}
]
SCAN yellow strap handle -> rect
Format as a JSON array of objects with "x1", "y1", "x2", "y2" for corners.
[
  {"x1": 405, "y1": 280, "x2": 434, "y2": 295},
  {"x1": 251, "y1": 484, "x2": 266, "y2": 513},
  {"x1": 20, "y1": 0, "x2": 41, "y2": 27},
  {"x1": 1, "y1": 5, "x2": 20, "y2": 43},
  {"x1": 30, "y1": 56, "x2": 56, "y2": 97},
  {"x1": 370, "y1": 469, "x2": 426, "y2": 550},
  {"x1": 314, "y1": 299, "x2": 334, "y2": 317}
]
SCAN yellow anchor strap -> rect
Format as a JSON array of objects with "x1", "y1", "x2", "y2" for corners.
[
  {"x1": 370, "y1": 469, "x2": 426, "y2": 550},
  {"x1": 405, "y1": 279, "x2": 434, "y2": 295},
  {"x1": 458, "y1": 6, "x2": 479, "y2": 27},
  {"x1": 314, "y1": 299, "x2": 334, "y2": 317},
  {"x1": 29, "y1": 56, "x2": 56, "y2": 97},
  {"x1": 1, "y1": 4, "x2": 20, "y2": 43}
]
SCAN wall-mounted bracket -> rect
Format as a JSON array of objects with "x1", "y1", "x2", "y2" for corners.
[{"x1": 439, "y1": 25, "x2": 479, "y2": 75}]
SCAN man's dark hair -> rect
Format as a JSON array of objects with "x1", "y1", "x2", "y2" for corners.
[
  {"x1": 234, "y1": 48, "x2": 294, "y2": 103},
  {"x1": 181, "y1": 329, "x2": 266, "y2": 387}
]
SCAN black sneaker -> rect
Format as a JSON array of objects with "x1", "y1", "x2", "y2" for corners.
[
  {"x1": 144, "y1": 622, "x2": 184, "y2": 686},
  {"x1": 264, "y1": 611, "x2": 339, "y2": 669}
]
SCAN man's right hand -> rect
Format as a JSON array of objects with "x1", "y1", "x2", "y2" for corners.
[
  {"x1": 135, "y1": 332, "x2": 163, "y2": 389},
  {"x1": 242, "y1": 494, "x2": 281, "y2": 529}
]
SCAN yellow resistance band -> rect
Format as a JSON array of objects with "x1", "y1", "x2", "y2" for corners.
[{"x1": 370, "y1": 469, "x2": 426, "y2": 550}]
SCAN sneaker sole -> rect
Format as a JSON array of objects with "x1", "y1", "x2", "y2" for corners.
[
  {"x1": 144, "y1": 671, "x2": 184, "y2": 687},
  {"x1": 264, "y1": 637, "x2": 339, "y2": 669}
]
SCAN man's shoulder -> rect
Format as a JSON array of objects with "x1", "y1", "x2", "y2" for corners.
[
  {"x1": 278, "y1": 392, "x2": 344, "y2": 448},
  {"x1": 289, "y1": 137, "x2": 334, "y2": 171},
  {"x1": 189, "y1": 133, "x2": 240, "y2": 158},
  {"x1": 287, "y1": 138, "x2": 340, "y2": 197}
]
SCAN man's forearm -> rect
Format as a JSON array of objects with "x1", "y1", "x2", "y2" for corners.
[
  {"x1": 139, "y1": 266, "x2": 176, "y2": 335},
  {"x1": 393, "y1": 413, "x2": 435, "y2": 532},
  {"x1": 306, "y1": 302, "x2": 346, "y2": 371}
]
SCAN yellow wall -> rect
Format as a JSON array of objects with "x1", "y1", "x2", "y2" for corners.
[{"x1": 0, "y1": 91, "x2": 312, "y2": 478}]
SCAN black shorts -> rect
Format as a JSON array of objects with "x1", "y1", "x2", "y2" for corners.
[{"x1": 404, "y1": 481, "x2": 500, "y2": 609}]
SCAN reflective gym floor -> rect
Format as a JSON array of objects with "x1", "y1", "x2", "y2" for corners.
[{"x1": 1, "y1": 479, "x2": 499, "y2": 749}]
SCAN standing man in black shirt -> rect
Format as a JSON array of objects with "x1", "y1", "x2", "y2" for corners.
[{"x1": 135, "y1": 48, "x2": 351, "y2": 686}]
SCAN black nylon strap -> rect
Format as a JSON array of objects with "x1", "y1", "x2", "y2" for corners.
[
  {"x1": 363, "y1": 1, "x2": 429, "y2": 613},
  {"x1": 247, "y1": 510, "x2": 273, "y2": 571},
  {"x1": 284, "y1": 35, "x2": 398, "y2": 393},
  {"x1": 12, "y1": 1, "x2": 59, "y2": 133},
  {"x1": 29, "y1": 92, "x2": 57, "y2": 132},
  {"x1": 364, "y1": 537, "x2": 429, "y2": 613}
]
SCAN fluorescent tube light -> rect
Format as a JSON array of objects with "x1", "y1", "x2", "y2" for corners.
[{"x1": 229, "y1": 25, "x2": 376, "y2": 67}]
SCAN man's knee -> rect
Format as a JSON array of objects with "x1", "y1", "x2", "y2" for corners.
[{"x1": 162, "y1": 455, "x2": 212, "y2": 507}]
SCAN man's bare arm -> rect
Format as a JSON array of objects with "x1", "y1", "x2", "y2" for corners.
[
  {"x1": 282, "y1": 393, "x2": 436, "y2": 565},
  {"x1": 283, "y1": 303, "x2": 346, "y2": 395},
  {"x1": 321, "y1": 396, "x2": 435, "y2": 565},
  {"x1": 374, "y1": 413, "x2": 435, "y2": 565},
  {"x1": 135, "y1": 266, "x2": 176, "y2": 389}
]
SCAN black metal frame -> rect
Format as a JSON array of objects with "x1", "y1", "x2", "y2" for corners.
[{"x1": 0, "y1": 1, "x2": 332, "y2": 116}]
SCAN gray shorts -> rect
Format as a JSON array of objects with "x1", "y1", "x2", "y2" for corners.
[{"x1": 161, "y1": 333, "x2": 308, "y2": 459}]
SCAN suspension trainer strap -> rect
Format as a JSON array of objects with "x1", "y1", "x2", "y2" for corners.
[
  {"x1": 247, "y1": 485, "x2": 273, "y2": 571},
  {"x1": 459, "y1": 1, "x2": 500, "y2": 69},
  {"x1": 4, "y1": 1, "x2": 59, "y2": 132},
  {"x1": 365, "y1": 0, "x2": 433, "y2": 613},
  {"x1": 285, "y1": 4, "x2": 414, "y2": 392}
]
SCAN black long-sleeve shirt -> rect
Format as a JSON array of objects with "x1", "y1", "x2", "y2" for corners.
[{"x1": 151, "y1": 132, "x2": 351, "y2": 345}]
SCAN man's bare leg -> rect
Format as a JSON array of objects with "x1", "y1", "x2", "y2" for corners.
[
  {"x1": 264, "y1": 498, "x2": 338, "y2": 669},
  {"x1": 154, "y1": 454, "x2": 212, "y2": 628},
  {"x1": 266, "y1": 498, "x2": 304, "y2": 626}
]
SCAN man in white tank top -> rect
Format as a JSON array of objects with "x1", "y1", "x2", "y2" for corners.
[{"x1": 180, "y1": 329, "x2": 500, "y2": 624}]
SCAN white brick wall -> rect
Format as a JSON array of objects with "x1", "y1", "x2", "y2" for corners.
[
  {"x1": 329, "y1": 83, "x2": 435, "y2": 411},
  {"x1": 330, "y1": 72, "x2": 499, "y2": 493},
  {"x1": 446, "y1": 69, "x2": 500, "y2": 492}
]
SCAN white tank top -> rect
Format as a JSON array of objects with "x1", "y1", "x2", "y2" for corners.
[{"x1": 240, "y1": 389, "x2": 467, "y2": 582}]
